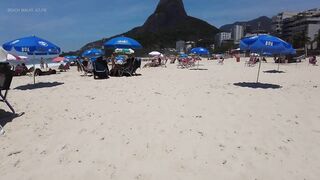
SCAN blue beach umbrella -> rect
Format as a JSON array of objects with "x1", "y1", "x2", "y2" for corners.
[
  {"x1": 82, "y1": 48, "x2": 103, "y2": 57},
  {"x1": 240, "y1": 34, "x2": 294, "y2": 55},
  {"x1": 2, "y1": 35, "x2": 60, "y2": 84},
  {"x1": 64, "y1": 56, "x2": 78, "y2": 60},
  {"x1": 104, "y1": 36, "x2": 142, "y2": 49},
  {"x1": 240, "y1": 34, "x2": 295, "y2": 82},
  {"x1": 179, "y1": 54, "x2": 188, "y2": 58},
  {"x1": 190, "y1": 47, "x2": 209, "y2": 55},
  {"x1": 190, "y1": 47, "x2": 209, "y2": 70},
  {"x1": 3, "y1": 35, "x2": 60, "y2": 55}
]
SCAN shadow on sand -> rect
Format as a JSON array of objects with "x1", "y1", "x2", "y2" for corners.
[
  {"x1": 233, "y1": 82, "x2": 282, "y2": 89},
  {"x1": 264, "y1": 70, "x2": 286, "y2": 73},
  {"x1": 189, "y1": 68, "x2": 208, "y2": 71},
  {"x1": 0, "y1": 110, "x2": 25, "y2": 128},
  {"x1": 14, "y1": 82, "x2": 64, "y2": 90}
]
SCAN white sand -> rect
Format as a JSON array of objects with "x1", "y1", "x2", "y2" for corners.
[{"x1": 1, "y1": 58, "x2": 320, "y2": 180}]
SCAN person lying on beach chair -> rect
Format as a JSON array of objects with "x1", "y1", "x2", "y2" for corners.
[
  {"x1": 58, "y1": 63, "x2": 70, "y2": 72},
  {"x1": 34, "y1": 68, "x2": 56, "y2": 76},
  {"x1": 93, "y1": 56, "x2": 109, "y2": 79},
  {"x1": 309, "y1": 56, "x2": 317, "y2": 65},
  {"x1": 245, "y1": 56, "x2": 257, "y2": 67},
  {"x1": 143, "y1": 58, "x2": 161, "y2": 68}
]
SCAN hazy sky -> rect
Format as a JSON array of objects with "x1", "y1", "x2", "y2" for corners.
[{"x1": 0, "y1": 0, "x2": 319, "y2": 51}]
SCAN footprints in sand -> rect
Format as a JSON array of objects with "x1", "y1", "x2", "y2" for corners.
[{"x1": 7, "y1": 150, "x2": 22, "y2": 157}]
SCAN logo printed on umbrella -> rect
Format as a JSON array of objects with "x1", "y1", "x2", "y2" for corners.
[
  {"x1": 265, "y1": 41, "x2": 273, "y2": 46},
  {"x1": 10, "y1": 40, "x2": 20, "y2": 45},
  {"x1": 38, "y1": 41, "x2": 48, "y2": 47},
  {"x1": 21, "y1": 47, "x2": 30, "y2": 52},
  {"x1": 118, "y1": 40, "x2": 128, "y2": 44}
]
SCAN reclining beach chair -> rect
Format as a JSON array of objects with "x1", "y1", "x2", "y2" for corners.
[
  {"x1": 119, "y1": 58, "x2": 134, "y2": 76},
  {"x1": 218, "y1": 58, "x2": 224, "y2": 65},
  {"x1": 132, "y1": 58, "x2": 141, "y2": 75},
  {"x1": 309, "y1": 56, "x2": 317, "y2": 66},
  {"x1": 93, "y1": 59, "x2": 109, "y2": 79},
  {"x1": 58, "y1": 63, "x2": 70, "y2": 72},
  {"x1": 0, "y1": 62, "x2": 15, "y2": 114}
]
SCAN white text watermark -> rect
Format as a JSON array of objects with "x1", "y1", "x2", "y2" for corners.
[{"x1": 7, "y1": 8, "x2": 47, "y2": 13}]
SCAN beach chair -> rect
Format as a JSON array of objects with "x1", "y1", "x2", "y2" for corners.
[
  {"x1": 118, "y1": 58, "x2": 134, "y2": 76},
  {"x1": 58, "y1": 63, "x2": 70, "y2": 72},
  {"x1": 34, "y1": 68, "x2": 57, "y2": 76},
  {"x1": 132, "y1": 58, "x2": 141, "y2": 75},
  {"x1": 309, "y1": 57, "x2": 317, "y2": 66},
  {"x1": 80, "y1": 63, "x2": 93, "y2": 76},
  {"x1": 93, "y1": 59, "x2": 109, "y2": 79},
  {"x1": 245, "y1": 57, "x2": 256, "y2": 67},
  {"x1": 0, "y1": 62, "x2": 15, "y2": 114},
  {"x1": 217, "y1": 58, "x2": 224, "y2": 65}
]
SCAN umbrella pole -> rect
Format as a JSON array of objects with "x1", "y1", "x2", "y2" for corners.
[
  {"x1": 277, "y1": 54, "x2": 281, "y2": 71},
  {"x1": 256, "y1": 58, "x2": 262, "y2": 83},
  {"x1": 197, "y1": 57, "x2": 200, "y2": 70},
  {"x1": 33, "y1": 54, "x2": 35, "y2": 84}
]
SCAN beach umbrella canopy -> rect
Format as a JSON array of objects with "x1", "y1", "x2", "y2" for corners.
[
  {"x1": 19, "y1": 56, "x2": 28, "y2": 60},
  {"x1": 0, "y1": 47, "x2": 8, "y2": 62},
  {"x1": 190, "y1": 47, "x2": 209, "y2": 55},
  {"x1": 7, "y1": 54, "x2": 22, "y2": 61},
  {"x1": 240, "y1": 34, "x2": 292, "y2": 54},
  {"x1": 115, "y1": 55, "x2": 126, "y2": 61},
  {"x1": 52, "y1": 57, "x2": 65, "y2": 63},
  {"x1": 105, "y1": 36, "x2": 142, "y2": 49},
  {"x1": 115, "y1": 48, "x2": 134, "y2": 54},
  {"x1": 149, "y1": 51, "x2": 161, "y2": 56},
  {"x1": 240, "y1": 34, "x2": 295, "y2": 83},
  {"x1": 2, "y1": 36, "x2": 60, "y2": 84},
  {"x1": 2, "y1": 35, "x2": 61, "y2": 55},
  {"x1": 179, "y1": 54, "x2": 188, "y2": 58},
  {"x1": 82, "y1": 48, "x2": 103, "y2": 57},
  {"x1": 64, "y1": 56, "x2": 78, "y2": 60}
]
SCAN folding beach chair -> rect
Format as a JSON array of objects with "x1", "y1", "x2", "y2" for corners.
[
  {"x1": 132, "y1": 58, "x2": 141, "y2": 75},
  {"x1": 0, "y1": 62, "x2": 15, "y2": 114},
  {"x1": 93, "y1": 59, "x2": 109, "y2": 79},
  {"x1": 119, "y1": 58, "x2": 134, "y2": 76}
]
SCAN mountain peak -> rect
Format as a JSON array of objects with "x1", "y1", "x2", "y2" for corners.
[
  {"x1": 154, "y1": 0, "x2": 187, "y2": 17},
  {"x1": 81, "y1": 0, "x2": 219, "y2": 53},
  {"x1": 142, "y1": 0, "x2": 188, "y2": 32}
]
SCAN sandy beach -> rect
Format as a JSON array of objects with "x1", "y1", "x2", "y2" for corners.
[{"x1": 1, "y1": 58, "x2": 320, "y2": 180}]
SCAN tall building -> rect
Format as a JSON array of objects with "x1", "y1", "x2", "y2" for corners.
[
  {"x1": 232, "y1": 25, "x2": 244, "y2": 44},
  {"x1": 185, "y1": 41, "x2": 195, "y2": 53},
  {"x1": 215, "y1": 32, "x2": 232, "y2": 47},
  {"x1": 271, "y1": 12, "x2": 297, "y2": 37},
  {"x1": 282, "y1": 8, "x2": 320, "y2": 49},
  {"x1": 176, "y1": 40, "x2": 185, "y2": 53}
]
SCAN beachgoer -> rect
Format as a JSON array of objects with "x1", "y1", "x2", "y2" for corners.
[
  {"x1": 262, "y1": 57, "x2": 267, "y2": 63},
  {"x1": 82, "y1": 58, "x2": 88, "y2": 68},
  {"x1": 309, "y1": 56, "x2": 317, "y2": 65},
  {"x1": 40, "y1": 58, "x2": 45, "y2": 69},
  {"x1": 76, "y1": 59, "x2": 82, "y2": 72},
  {"x1": 21, "y1": 63, "x2": 28, "y2": 73}
]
